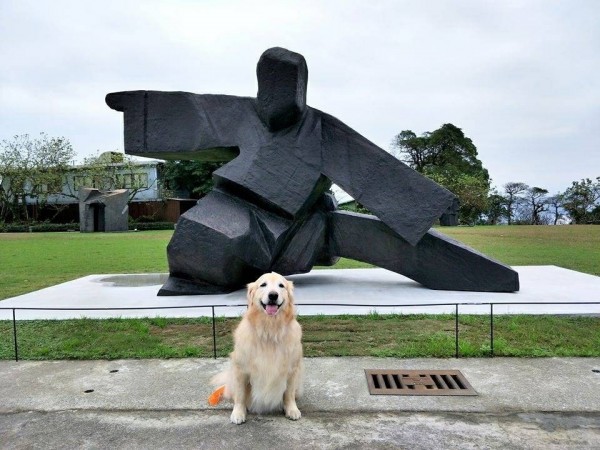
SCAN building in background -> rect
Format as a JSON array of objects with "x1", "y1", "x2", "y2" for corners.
[{"x1": 5, "y1": 154, "x2": 172, "y2": 223}]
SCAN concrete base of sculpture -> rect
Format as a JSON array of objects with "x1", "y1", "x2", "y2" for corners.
[{"x1": 0, "y1": 267, "x2": 596, "y2": 320}]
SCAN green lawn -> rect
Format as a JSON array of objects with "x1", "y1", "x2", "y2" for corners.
[
  {"x1": 1, "y1": 225, "x2": 599, "y2": 360},
  {"x1": 0, "y1": 231, "x2": 170, "y2": 300},
  {"x1": 442, "y1": 225, "x2": 600, "y2": 276}
]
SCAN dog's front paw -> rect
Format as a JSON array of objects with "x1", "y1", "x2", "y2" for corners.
[
  {"x1": 285, "y1": 405, "x2": 301, "y2": 421},
  {"x1": 230, "y1": 406, "x2": 247, "y2": 425}
]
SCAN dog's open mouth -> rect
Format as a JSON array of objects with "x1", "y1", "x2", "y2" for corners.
[{"x1": 262, "y1": 302, "x2": 280, "y2": 316}]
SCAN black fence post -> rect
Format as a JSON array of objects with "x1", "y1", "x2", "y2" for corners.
[
  {"x1": 12, "y1": 309, "x2": 18, "y2": 362},
  {"x1": 490, "y1": 303, "x2": 494, "y2": 358},
  {"x1": 211, "y1": 306, "x2": 217, "y2": 359},
  {"x1": 455, "y1": 304, "x2": 459, "y2": 358}
]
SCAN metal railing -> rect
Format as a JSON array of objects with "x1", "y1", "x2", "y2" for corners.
[{"x1": 1, "y1": 301, "x2": 599, "y2": 362}]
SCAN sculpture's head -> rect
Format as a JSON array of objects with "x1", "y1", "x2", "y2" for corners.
[{"x1": 257, "y1": 47, "x2": 308, "y2": 132}]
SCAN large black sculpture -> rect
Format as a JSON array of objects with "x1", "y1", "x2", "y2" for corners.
[{"x1": 107, "y1": 47, "x2": 519, "y2": 295}]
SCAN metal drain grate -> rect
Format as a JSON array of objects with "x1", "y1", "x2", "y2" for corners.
[{"x1": 365, "y1": 369, "x2": 477, "y2": 396}]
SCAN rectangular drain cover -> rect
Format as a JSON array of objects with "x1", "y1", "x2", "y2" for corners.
[{"x1": 365, "y1": 369, "x2": 477, "y2": 396}]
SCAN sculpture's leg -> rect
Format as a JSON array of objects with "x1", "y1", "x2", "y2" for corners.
[
  {"x1": 158, "y1": 190, "x2": 291, "y2": 296},
  {"x1": 330, "y1": 211, "x2": 519, "y2": 292}
]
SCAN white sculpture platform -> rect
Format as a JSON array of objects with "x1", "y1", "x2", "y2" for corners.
[{"x1": 1, "y1": 266, "x2": 599, "y2": 320}]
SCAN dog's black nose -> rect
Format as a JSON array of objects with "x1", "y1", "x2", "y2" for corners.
[{"x1": 268, "y1": 292, "x2": 278, "y2": 303}]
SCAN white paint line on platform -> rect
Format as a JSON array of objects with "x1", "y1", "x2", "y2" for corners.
[{"x1": 0, "y1": 266, "x2": 598, "y2": 320}]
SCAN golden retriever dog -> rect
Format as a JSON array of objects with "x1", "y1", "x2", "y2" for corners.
[{"x1": 208, "y1": 272, "x2": 303, "y2": 424}]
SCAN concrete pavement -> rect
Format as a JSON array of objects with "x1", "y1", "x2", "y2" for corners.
[
  {"x1": 1, "y1": 266, "x2": 599, "y2": 447},
  {"x1": 1, "y1": 357, "x2": 600, "y2": 448}
]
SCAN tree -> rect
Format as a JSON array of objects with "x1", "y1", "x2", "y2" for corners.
[
  {"x1": 502, "y1": 182, "x2": 529, "y2": 225},
  {"x1": 0, "y1": 133, "x2": 75, "y2": 222},
  {"x1": 390, "y1": 130, "x2": 430, "y2": 171},
  {"x1": 391, "y1": 124, "x2": 490, "y2": 224},
  {"x1": 546, "y1": 194, "x2": 564, "y2": 225},
  {"x1": 562, "y1": 177, "x2": 600, "y2": 224},
  {"x1": 392, "y1": 124, "x2": 489, "y2": 177},
  {"x1": 426, "y1": 171, "x2": 490, "y2": 225},
  {"x1": 161, "y1": 160, "x2": 226, "y2": 199},
  {"x1": 525, "y1": 187, "x2": 549, "y2": 225},
  {"x1": 484, "y1": 190, "x2": 507, "y2": 225},
  {"x1": 591, "y1": 204, "x2": 600, "y2": 224}
]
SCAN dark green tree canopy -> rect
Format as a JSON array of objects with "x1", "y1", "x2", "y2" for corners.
[
  {"x1": 392, "y1": 123, "x2": 489, "y2": 181},
  {"x1": 562, "y1": 177, "x2": 600, "y2": 224},
  {"x1": 484, "y1": 190, "x2": 507, "y2": 225},
  {"x1": 391, "y1": 123, "x2": 490, "y2": 224},
  {"x1": 161, "y1": 160, "x2": 225, "y2": 199}
]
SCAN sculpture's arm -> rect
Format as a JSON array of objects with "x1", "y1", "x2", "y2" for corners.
[
  {"x1": 319, "y1": 111, "x2": 456, "y2": 246},
  {"x1": 106, "y1": 91, "x2": 264, "y2": 161}
]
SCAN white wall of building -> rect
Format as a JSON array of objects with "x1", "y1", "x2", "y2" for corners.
[{"x1": 22, "y1": 162, "x2": 162, "y2": 205}]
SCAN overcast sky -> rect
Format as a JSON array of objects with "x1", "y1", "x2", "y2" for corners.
[{"x1": 1, "y1": 0, "x2": 598, "y2": 194}]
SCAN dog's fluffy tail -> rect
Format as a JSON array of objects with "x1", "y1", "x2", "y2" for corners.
[
  {"x1": 207, "y1": 385, "x2": 225, "y2": 406},
  {"x1": 207, "y1": 370, "x2": 232, "y2": 406}
]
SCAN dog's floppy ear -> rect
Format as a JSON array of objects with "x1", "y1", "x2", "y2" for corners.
[
  {"x1": 286, "y1": 280, "x2": 294, "y2": 302},
  {"x1": 246, "y1": 281, "x2": 257, "y2": 305}
]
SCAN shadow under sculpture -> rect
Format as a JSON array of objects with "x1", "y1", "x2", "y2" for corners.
[{"x1": 106, "y1": 47, "x2": 519, "y2": 296}]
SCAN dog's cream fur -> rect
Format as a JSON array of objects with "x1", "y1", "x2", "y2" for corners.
[{"x1": 211, "y1": 272, "x2": 303, "y2": 424}]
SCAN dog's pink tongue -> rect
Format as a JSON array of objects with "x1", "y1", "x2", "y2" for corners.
[{"x1": 266, "y1": 305, "x2": 278, "y2": 316}]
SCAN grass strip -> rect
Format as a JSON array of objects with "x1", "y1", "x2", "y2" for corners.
[{"x1": 1, "y1": 314, "x2": 598, "y2": 360}]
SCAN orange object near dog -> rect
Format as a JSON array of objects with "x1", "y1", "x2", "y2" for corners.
[{"x1": 208, "y1": 385, "x2": 225, "y2": 406}]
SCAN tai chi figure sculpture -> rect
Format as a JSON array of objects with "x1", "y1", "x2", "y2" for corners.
[{"x1": 107, "y1": 47, "x2": 519, "y2": 295}]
